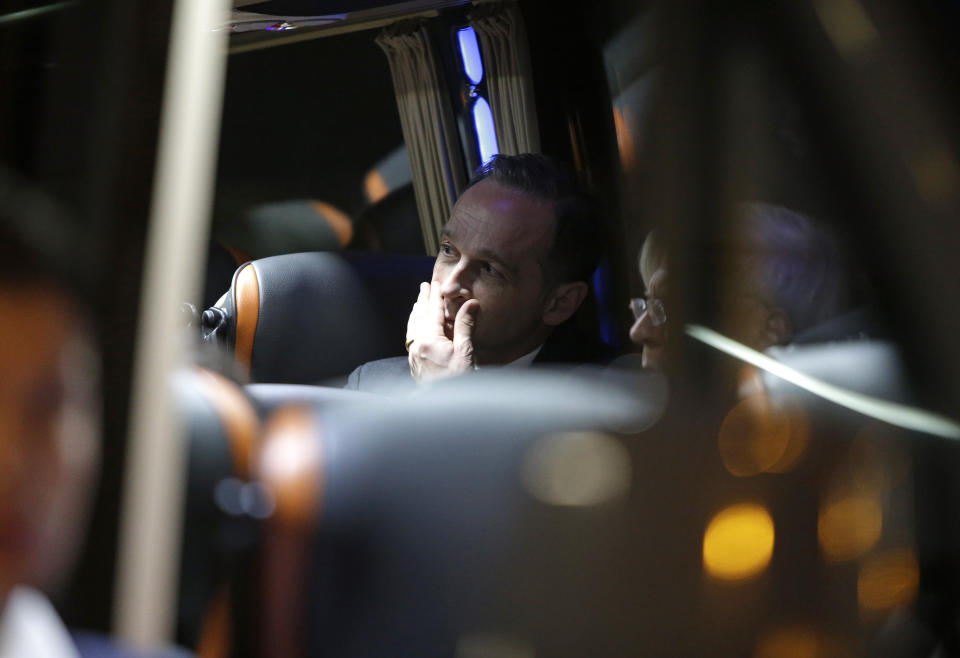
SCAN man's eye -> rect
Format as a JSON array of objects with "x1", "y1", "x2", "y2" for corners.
[
  {"x1": 440, "y1": 243, "x2": 455, "y2": 257},
  {"x1": 481, "y1": 263, "x2": 501, "y2": 278}
]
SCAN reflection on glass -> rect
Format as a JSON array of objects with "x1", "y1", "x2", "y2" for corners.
[
  {"x1": 717, "y1": 395, "x2": 809, "y2": 476},
  {"x1": 266, "y1": 21, "x2": 297, "y2": 31},
  {"x1": 473, "y1": 97, "x2": 500, "y2": 165},
  {"x1": 612, "y1": 106, "x2": 636, "y2": 172},
  {"x1": 818, "y1": 494, "x2": 883, "y2": 562},
  {"x1": 858, "y1": 548, "x2": 919, "y2": 612},
  {"x1": 765, "y1": 402, "x2": 810, "y2": 474},
  {"x1": 908, "y1": 146, "x2": 960, "y2": 204},
  {"x1": 813, "y1": 0, "x2": 880, "y2": 57},
  {"x1": 521, "y1": 431, "x2": 631, "y2": 507},
  {"x1": 753, "y1": 626, "x2": 857, "y2": 658},
  {"x1": 457, "y1": 27, "x2": 484, "y2": 86},
  {"x1": 687, "y1": 324, "x2": 960, "y2": 440},
  {"x1": 852, "y1": 424, "x2": 911, "y2": 488},
  {"x1": 702, "y1": 503, "x2": 775, "y2": 581},
  {"x1": 818, "y1": 436, "x2": 899, "y2": 563},
  {"x1": 753, "y1": 626, "x2": 820, "y2": 658}
]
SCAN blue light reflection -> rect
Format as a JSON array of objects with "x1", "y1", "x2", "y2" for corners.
[
  {"x1": 458, "y1": 27, "x2": 484, "y2": 85},
  {"x1": 473, "y1": 97, "x2": 500, "y2": 164}
]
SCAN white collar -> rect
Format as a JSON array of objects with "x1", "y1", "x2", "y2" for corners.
[{"x1": 0, "y1": 587, "x2": 79, "y2": 658}]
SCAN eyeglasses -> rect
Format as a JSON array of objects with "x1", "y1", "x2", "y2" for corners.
[{"x1": 629, "y1": 296, "x2": 667, "y2": 327}]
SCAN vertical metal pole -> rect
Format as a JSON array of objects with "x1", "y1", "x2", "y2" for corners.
[{"x1": 113, "y1": 0, "x2": 231, "y2": 646}]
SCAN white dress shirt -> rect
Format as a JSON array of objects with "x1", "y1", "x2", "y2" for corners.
[{"x1": 0, "y1": 587, "x2": 79, "y2": 658}]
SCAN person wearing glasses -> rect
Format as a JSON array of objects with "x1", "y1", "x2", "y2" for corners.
[
  {"x1": 629, "y1": 203, "x2": 853, "y2": 370},
  {"x1": 629, "y1": 229, "x2": 669, "y2": 370}
]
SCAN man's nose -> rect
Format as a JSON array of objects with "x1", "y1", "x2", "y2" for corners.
[
  {"x1": 629, "y1": 311, "x2": 662, "y2": 346},
  {"x1": 438, "y1": 260, "x2": 471, "y2": 299}
]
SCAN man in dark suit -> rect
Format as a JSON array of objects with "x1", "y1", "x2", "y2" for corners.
[{"x1": 346, "y1": 154, "x2": 608, "y2": 394}]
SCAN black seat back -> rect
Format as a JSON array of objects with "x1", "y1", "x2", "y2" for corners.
[
  {"x1": 204, "y1": 251, "x2": 434, "y2": 384},
  {"x1": 253, "y1": 370, "x2": 668, "y2": 657}
]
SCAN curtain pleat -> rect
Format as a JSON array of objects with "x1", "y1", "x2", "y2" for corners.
[
  {"x1": 377, "y1": 26, "x2": 464, "y2": 254},
  {"x1": 470, "y1": 3, "x2": 540, "y2": 155}
]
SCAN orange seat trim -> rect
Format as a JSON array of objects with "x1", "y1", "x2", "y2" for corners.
[
  {"x1": 256, "y1": 406, "x2": 324, "y2": 658},
  {"x1": 233, "y1": 263, "x2": 260, "y2": 380},
  {"x1": 311, "y1": 200, "x2": 354, "y2": 247},
  {"x1": 363, "y1": 169, "x2": 389, "y2": 205},
  {"x1": 194, "y1": 366, "x2": 261, "y2": 479}
]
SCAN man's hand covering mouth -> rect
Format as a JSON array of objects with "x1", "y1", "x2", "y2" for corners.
[{"x1": 406, "y1": 280, "x2": 478, "y2": 382}]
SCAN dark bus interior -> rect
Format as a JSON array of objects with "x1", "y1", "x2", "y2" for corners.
[{"x1": 4, "y1": 0, "x2": 960, "y2": 655}]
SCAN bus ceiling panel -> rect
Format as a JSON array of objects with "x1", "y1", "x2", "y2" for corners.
[
  {"x1": 226, "y1": 0, "x2": 469, "y2": 51},
  {"x1": 239, "y1": 0, "x2": 464, "y2": 17}
]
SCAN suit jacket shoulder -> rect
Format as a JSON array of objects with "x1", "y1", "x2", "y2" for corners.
[{"x1": 346, "y1": 356, "x2": 414, "y2": 395}]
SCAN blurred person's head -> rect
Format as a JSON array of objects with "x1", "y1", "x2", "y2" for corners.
[
  {"x1": 0, "y1": 170, "x2": 100, "y2": 606},
  {"x1": 434, "y1": 153, "x2": 604, "y2": 365},
  {"x1": 629, "y1": 229, "x2": 668, "y2": 369},
  {"x1": 629, "y1": 204, "x2": 850, "y2": 368},
  {"x1": 719, "y1": 202, "x2": 850, "y2": 350}
]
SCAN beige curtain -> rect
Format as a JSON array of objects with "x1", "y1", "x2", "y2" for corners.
[
  {"x1": 376, "y1": 24, "x2": 465, "y2": 254},
  {"x1": 469, "y1": 2, "x2": 540, "y2": 155}
]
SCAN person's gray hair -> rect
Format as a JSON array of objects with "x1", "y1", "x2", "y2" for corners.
[
  {"x1": 639, "y1": 229, "x2": 667, "y2": 288},
  {"x1": 731, "y1": 202, "x2": 850, "y2": 335}
]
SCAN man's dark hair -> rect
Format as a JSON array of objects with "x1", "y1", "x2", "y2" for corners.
[{"x1": 466, "y1": 153, "x2": 604, "y2": 285}]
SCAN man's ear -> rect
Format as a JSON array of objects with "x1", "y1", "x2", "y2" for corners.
[
  {"x1": 542, "y1": 281, "x2": 589, "y2": 327},
  {"x1": 760, "y1": 306, "x2": 792, "y2": 349}
]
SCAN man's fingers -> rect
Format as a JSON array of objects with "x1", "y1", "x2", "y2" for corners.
[
  {"x1": 453, "y1": 299, "x2": 478, "y2": 335},
  {"x1": 406, "y1": 282, "x2": 431, "y2": 346},
  {"x1": 428, "y1": 279, "x2": 446, "y2": 333},
  {"x1": 452, "y1": 300, "x2": 478, "y2": 362}
]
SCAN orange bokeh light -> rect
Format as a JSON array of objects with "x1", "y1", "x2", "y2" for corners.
[
  {"x1": 718, "y1": 395, "x2": 809, "y2": 477},
  {"x1": 858, "y1": 549, "x2": 919, "y2": 612},
  {"x1": 703, "y1": 503, "x2": 775, "y2": 581},
  {"x1": 753, "y1": 626, "x2": 820, "y2": 658},
  {"x1": 818, "y1": 494, "x2": 883, "y2": 562}
]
